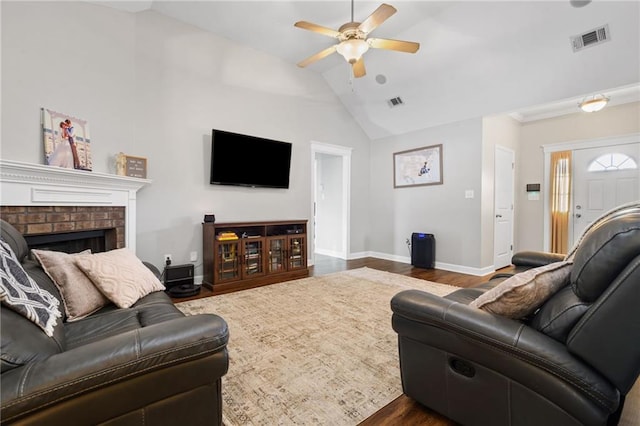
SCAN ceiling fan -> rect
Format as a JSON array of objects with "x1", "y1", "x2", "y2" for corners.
[{"x1": 294, "y1": 1, "x2": 420, "y2": 78}]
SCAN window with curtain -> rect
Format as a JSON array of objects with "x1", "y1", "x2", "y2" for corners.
[{"x1": 550, "y1": 151, "x2": 571, "y2": 254}]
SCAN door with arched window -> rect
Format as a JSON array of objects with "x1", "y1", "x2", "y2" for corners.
[{"x1": 571, "y1": 143, "x2": 640, "y2": 246}]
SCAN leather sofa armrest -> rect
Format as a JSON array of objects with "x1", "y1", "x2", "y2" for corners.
[
  {"x1": 1, "y1": 314, "x2": 229, "y2": 423},
  {"x1": 511, "y1": 250, "x2": 565, "y2": 268},
  {"x1": 390, "y1": 289, "x2": 619, "y2": 412},
  {"x1": 143, "y1": 261, "x2": 162, "y2": 280}
]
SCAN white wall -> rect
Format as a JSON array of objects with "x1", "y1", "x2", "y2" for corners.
[
  {"x1": 516, "y1": 101, "x2": 640, "y2": 251},
  {"x1": 368, "y1": 105, "x2": 640, "y2": 273},
  {"x1": 0, "y1": 2, "x2": 137, "y2": 168},
  {"x1": 0, "y1": 2, "x2": 372, "y2": 275},
  {"x1": 369, "y1": 118, "x2": 486, "y2": 274}
]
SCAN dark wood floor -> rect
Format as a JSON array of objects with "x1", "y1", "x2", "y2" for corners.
[{"x1": 171, "y1": 255, "x2": 516, "y2": 425}]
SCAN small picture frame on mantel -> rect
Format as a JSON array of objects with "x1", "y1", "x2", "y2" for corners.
[{"x1": 116, "y1": 153, "x2": 147, "y2": 179}]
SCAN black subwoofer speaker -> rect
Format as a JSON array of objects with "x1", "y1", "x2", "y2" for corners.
[
  {"x1": 164, "y1": 264, "x2": 194, "y2": 288},
  {"x1": 164, "y1": 264, "x2": 199, "y2": 298},
  {"x1": 411, "y1": 233, "x2": 435, "y2": 269}
]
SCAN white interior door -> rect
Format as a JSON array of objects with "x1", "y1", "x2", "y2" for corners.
[
  {"x1": 494, "y1": 146, "x2": 515, "y2": 270},
  {"x1": 571, "y1": 143, "x2": 640, "y2": 246}
]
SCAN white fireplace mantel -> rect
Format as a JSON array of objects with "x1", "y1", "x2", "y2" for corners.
[{"x1": 0, "y1": 159, "x2": 151, "y2": 252}]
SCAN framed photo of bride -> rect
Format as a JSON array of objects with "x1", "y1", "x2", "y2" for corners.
[{"x1": 41, "y1": 108, "x2": 92, "y2": 171}]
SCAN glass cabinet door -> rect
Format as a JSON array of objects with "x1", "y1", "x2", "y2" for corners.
[
  {"x1": 242, "y1": 239, "x2": 264, "y2": 278},
  {"x1": 216, "y1": 241, "x2": 240, "y2": 282},
  {"x1": 287, "y1": 236, "x2": 306, "y2": 270},
  {"x1": 268, "y1": 237, "x2": 286, "y2": 273}
]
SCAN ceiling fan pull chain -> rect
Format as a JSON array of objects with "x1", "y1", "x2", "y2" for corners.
[{"x1": 348, "y1": 65, "x2": 356, "y2": 92}]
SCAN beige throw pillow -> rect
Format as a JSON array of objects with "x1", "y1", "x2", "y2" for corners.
[
  {"x1": 74, "y1": 248, "x2": 165, "y2": 309},
  {"x1": 469, "y1": 261, "x2": 573, "y2": 319},
  {"x1": 32, "y1": 249, "x2": 110, "y2": 321}
]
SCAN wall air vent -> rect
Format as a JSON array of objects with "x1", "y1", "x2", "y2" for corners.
[
  {"x1": 388, "y1": 96, "x2": 404, "y2": 108},
  {"x1": 571, "y1": 24, "x2": 610, "y2": 52}
]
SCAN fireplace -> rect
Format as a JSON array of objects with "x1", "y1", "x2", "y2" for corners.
[
  {"x1": 24, "y1": 229, "x2": 116, "y2": 253},
  {"x1": 0, "y1": 159, "x2": 149, "y2": 253},
  {"x1": 0, "y1": 205, "x2": 125, "y2": 253}
]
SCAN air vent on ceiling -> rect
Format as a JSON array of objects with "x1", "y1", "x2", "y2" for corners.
[
  {"x1": 571, "y1": 24, "x2": 610, "y2": 52},
  {"x1": 388, "y1": 96, "x2": 404, "y2": 108}
]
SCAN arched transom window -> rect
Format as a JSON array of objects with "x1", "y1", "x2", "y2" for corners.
[{"x1": 587, "y1": 153, "x2": 638, "y2": 172}]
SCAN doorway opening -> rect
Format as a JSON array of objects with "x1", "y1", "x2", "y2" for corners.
[{"x1": 310, "y1": 142, "x2": 352, "y2": 265}]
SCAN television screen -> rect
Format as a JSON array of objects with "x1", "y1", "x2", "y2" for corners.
[{"x1": 210, "y1": 129, "x2": 292, "y2": 189}]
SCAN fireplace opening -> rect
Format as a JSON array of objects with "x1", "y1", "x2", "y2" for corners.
[{"x1": 24, "y1": 228, "x2": 117, "y2": 254}]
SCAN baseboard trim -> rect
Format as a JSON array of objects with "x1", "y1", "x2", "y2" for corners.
[
  {"x1": 315, "y1": 248, "x2": 347, "y2": 259},
  {"x1": 434, "y1": 261, "x2": 495, "y2": 277},
  {"x1": 347, "y1": 251, "x2": 495, "y2": 277}
]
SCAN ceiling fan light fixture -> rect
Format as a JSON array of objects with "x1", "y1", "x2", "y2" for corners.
[
  {"x1": 579, "y1": 94, "x2": 609, "y2": 112},
  {"x1": 336, "y1": 39, "x2": 369, "y2": 64}
]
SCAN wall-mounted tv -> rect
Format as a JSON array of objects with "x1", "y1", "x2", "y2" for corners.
[{"x1": 210, "y1": 129, "x2": 292, "y2": 189}]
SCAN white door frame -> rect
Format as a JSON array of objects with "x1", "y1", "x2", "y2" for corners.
[
  {"x1": 310, "y1": 141, "x2": 352, "y2": 263},
  {"x1": 541, "y1": 132, "x2": 640, "y2": 251}
]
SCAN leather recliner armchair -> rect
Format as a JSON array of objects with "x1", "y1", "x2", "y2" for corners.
[{"x1": 391, "y1": 205, "x2": 640, "y2": 425}]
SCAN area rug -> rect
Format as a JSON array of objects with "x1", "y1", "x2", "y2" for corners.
[
  {"x1": 176, "y1": 267, "x2": 458, "y2": 426},
  {"x1": 176, "y1": 267, "x2": 640, "y2": 426}
]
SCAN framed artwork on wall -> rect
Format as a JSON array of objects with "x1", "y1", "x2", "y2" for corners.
[
  {"x1": 41, "y1": 108, "x2": 92, "y2": 171},
  {"x1": 393, "y1": 144, "x2": 443, "y2": 188}
]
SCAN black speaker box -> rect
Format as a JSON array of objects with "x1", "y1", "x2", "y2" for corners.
[
  {"x1": 411, "y1": 233, "x2": 435, "y2": 269},
  {"x1": 164, "y1": 264, "x2": 194, "y2": 288},
  {"x1": 204, "y1": 214, "x2": 216, "y2": 223}
]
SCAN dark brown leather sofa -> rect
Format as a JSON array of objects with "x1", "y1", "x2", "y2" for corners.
[
  {"x1": 0, "y1": 220, "x2": 229, "y2": 425},
  {"x1": 391, "y1": 205, "x2": 640, "y2": 425}
]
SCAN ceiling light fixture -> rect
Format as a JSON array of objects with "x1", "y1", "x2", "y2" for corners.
[
  {"x1": 579, "y1": 94, "x2": 609, "y2": 112},
  {"x1": 336, "y1": 38, "x2": 370, "y2": 64}
]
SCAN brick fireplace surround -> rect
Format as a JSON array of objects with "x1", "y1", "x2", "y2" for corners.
[
  {"x1": 0, "y1": 206, "x2": 126, "y2": 249},
  {"x1": 0, "y1": 159, "x2": 150, "y2": 252}
]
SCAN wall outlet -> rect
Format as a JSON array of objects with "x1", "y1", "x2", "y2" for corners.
[
  {"x1": 164, "y1": 254, "x2": 172, "y2": 265},
  {"x1": 190, "y1": 251, "x2": 198, "y2": 262}
]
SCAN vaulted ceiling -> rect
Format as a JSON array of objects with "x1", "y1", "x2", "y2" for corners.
[{"x1": 96, "y1": 1, "x2": 640, "y2": 139}]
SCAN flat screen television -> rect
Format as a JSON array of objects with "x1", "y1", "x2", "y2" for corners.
[{"x1": 210, "y1": 129, "x2": 292, "y2": 189}]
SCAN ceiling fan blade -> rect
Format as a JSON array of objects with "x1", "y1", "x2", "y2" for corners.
[
  {"x1": 297, "y1": 45, "x2": 337, "y2": 68},
  {"x1": 294, "y1": 21, "x2": 341, "y2": 38},
  {"x1": 368, "y1": 38, "x2": 420, "y2": 53},
  {"x1": 358, "y1": 3, "x2": 397, "y2": 35},
  {"x1": 352, "y1": 57, "x2": 366, "y2": 78}
]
